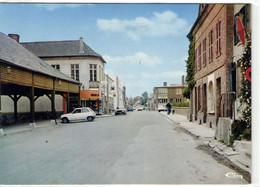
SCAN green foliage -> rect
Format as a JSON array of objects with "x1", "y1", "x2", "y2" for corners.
[
  {"x1": 172, "y1": 101, "x2": 189, "y2": 107},
  {"x1": 183, "y1": 38, "x2": 195, "y2": 99},
  {"x1": 230, "y1": 120, "x2": 251, "y2": 145},
  {"x1": 231, "y1": 32, "x2": 251, "y2": 143},
  {"x1": 141, "y1": 91, "x2": 149, "y2": 106}
]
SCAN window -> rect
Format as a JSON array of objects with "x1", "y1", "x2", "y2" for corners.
[
  {"x1": 175, "y1": 98, "x2": 182, "y2": 103},
  {"x1": 195, "y1": 48, "x2": 197, "y2": 73},
  {"x1": 90, "y1": 64, "x2": 97, "y2": 81},
  {"x1": 216, "y1": 20, "x2": 221, "y2": 56},
  {"x1": 208, "y1": 30, "x2": 213, "y2": 62},
  {"x1": 198, "y1": 43, "x2": 201, "y2": 70},
  {"x1": 203, "y1": 38, "x2": 207, "y2": 67},
  {"x1": 158, "y1": 98, "x2": 167, "y2": 103},
  {"x1": 71, "y1": 64, "x2": 79, "y2": 81},
  {"x1": 52, "y1": 64, "x2": 60, "y2": 71},
  {"x1": 176, "y1": 88, "x2": 182, "y2": 95}
]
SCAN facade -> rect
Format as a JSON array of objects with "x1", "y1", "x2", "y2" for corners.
[
  {"x1": 101, "y1": 74, "x2": 115, "y2": 114},
  {"x1": 0, "y1": 33, "x2": 80, "y2": 127},
  {"x1": 187, "y1": 4, "x2": 251, "y2": 143},
  {"x1": 22, "y1": 37, "x2": 106, "y2": 113},
  {"x1": 109, "y1": 75, "x2": 126, "y2": 110},
  {"x1": 233, "y1": 4, "x2": 251, "y2": 120},
  {"x1": 187, "y1": 4, "x2": 235, "y2": 128},
  {"x1": 154, "y1": 81, "x2": 187, "y2": 111},
  {"x1": 147, "y1": 93, "x2": 156, "y2": 111}
]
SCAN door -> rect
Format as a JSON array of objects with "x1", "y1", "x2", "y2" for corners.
[{"x1": 203, "y1": 83, "x2": 207, "y2": 123}]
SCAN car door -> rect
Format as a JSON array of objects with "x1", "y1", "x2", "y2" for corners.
[{"x1": 71, "y1": 109, "x2": 82, "y2": 121}]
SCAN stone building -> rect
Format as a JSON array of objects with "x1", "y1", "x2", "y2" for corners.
[
  {"x1": 187, "y1": 4, "x2": 235, "y2": 128},
  {"x1": 109, "y1": 75, "x2": 126, "y2": 110},
  {"x1": 0, "y1": 33, "x2": 80, "y2": 127},
  {"x1": 22, "y1": 37, "x2": 106, "y2": 114},
  {"x1": 187, "y1": 4, "x2": 251, "y2": 143}
]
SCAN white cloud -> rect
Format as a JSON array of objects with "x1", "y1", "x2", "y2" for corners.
[
  {"x1": 103, "y1": 52, "x2": 162, "y2": 66},
  {"x1": 97, "y1": 10, "x2": 188, "y2": 40},
  {"x1": 34, "y1": 4, "x2": 84, "y2": 11}
]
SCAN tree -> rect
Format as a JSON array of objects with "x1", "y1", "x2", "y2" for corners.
[
  {"x1": 141, "y1": 91, "x2": 148, "y2": 106},
  {"x1": 183, "y1": 38, "x2": 195, "y2": 99}
]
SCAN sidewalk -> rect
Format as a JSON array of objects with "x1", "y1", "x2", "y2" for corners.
[
  {"x1": 0, "y1": 114, "x2": 114, "y2": 136},
  {"x1": 160, "y1": 112, "x2": 251, "y2": 182}
]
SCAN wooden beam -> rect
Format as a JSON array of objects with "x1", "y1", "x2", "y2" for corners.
[{"x1": 34, "y1": 95, "x2": 41, "y2": 102}]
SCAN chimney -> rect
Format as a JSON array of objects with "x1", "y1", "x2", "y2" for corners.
[
  {"x1": 8, "y1": 34, "x2": 20, "y2": 43},
  {"x1": 182, "y1": 75, "x2": 185, "y2": 85},
  {"x1": 79, "y1": 36, "x2": 84, "y2": 54},
  {"x1": 163, "y1": 82, "x2": 167, "y2": 86}
]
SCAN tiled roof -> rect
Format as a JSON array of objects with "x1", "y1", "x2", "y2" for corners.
[
  {"x1": 0, "y1": 32, "x2": 79, "y2": 84},
  {"x1": 21, "y1": 38, "x2": 106, "y2": 63}
]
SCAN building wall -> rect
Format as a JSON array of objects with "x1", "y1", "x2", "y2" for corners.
[
  {"x1": 154, "y1": 85, "x2": 187, "y2": 110},
  {"x1": 43, "y1": 57, "x2": 105, "y2": 90},
  {"x1": 233, "y1": 4, "x2": 251, "y2": 120},
  {"x1": 1, "y1": 95, "x2": 63, "y2": 116},
  {"x1": 109, "y1": 75, "x2": 125, "y2": 109},
  {"x1": 191, "y1": 4, "x2": 234, "y2": 127}
]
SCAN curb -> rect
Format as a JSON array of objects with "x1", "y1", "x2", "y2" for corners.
[{"x1": 162, "y1": 113, "x2": 251, "y2": 183}]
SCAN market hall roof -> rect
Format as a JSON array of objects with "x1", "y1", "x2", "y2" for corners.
[
  {"x1": 21, "y1": 37, "x2": 106, "y2": 63},
  {"x1": 0, "y1": 32, "x2": 79, "y2": 84}
]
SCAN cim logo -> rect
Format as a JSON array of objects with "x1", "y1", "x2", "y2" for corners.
[{"x1": 225, "y1": 172, "x2": 243, "y2": 179}]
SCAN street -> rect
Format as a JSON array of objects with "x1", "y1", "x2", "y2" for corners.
[{"x1": 0, "y1": 111, "x2": 247, "y2": 184}]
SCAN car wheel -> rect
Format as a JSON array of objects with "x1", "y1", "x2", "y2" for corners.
[
  {"x1": 87, "y1": 116, "x2": 94, "y2": 122},
  {"x1": 62, "y1": 117, "x2": 69, "y2": 123}
]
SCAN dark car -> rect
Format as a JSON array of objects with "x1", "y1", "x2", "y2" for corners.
[{"x1": 127, "y1": 106, "x2": 134, "y2": 111}]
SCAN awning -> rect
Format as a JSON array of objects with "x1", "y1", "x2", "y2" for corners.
[{"x1": 81, "y1": 90, "x2": 101, "y2": 100}]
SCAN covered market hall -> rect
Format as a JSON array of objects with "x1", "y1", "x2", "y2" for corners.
[{"x1": 0, "y1": 32, "x2": 81, "y2": 129}]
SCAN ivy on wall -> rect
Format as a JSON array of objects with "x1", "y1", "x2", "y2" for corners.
[{"x1": 183, "y1": 38, "x2": 195, "y2": 99}]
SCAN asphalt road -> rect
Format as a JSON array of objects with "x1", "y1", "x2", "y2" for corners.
[{"x1": 0, "y1": 111, "x2": 248, "y2": 184}]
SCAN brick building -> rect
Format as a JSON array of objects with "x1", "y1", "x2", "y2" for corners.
[{"x1": 187, "y1": 4, "x2": 235, "y2": 128}]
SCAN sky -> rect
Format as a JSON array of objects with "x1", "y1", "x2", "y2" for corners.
[{"x1": 1, "y1": 3, "x2": 200, "y2": 97}]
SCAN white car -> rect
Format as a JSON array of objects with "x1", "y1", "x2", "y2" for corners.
[
  {"x1": 115, "y1": 107, "x2": 127, "y2": 115},
  {"x1": 61, "y1": 107, "x2": 96, "y2": 123}
]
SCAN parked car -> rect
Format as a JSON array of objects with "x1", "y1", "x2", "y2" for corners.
[
  {"x1": 127, "y1": 106, "x2": 134, "y2": 111},
  {"x1": 61, "y1": 107, "x2": 96, "y2": 123},
  {"x1": 115, "y1": 107, "x2": 127, "y2": 115},
  {"x1": 158, "y1": 105, "x2": 167, "y2": 112},
  {"x1": 137, "y1": 108, "x2": 143, "y2": 111}
]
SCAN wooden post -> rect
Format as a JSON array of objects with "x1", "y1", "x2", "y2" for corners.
[
  {"x1": 67, "y1": 92, "x2": 70, "y2": 113},
  {"x1": 78, "y1": 85, "x2": 81, "y2": 107},
  {"x1": 30, "y1": 73, "x2": 35, "y2": 127},
  {"x1": 30, "y1": 87, "x2": 35, "y2": 123},
  {"x1": 51, "y1": 78, "x2": 56, "y2": 120}
]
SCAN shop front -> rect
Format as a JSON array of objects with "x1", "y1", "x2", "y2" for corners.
[{"x1": 81, "y1": 90, "x2": 101, "y2": 114}]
